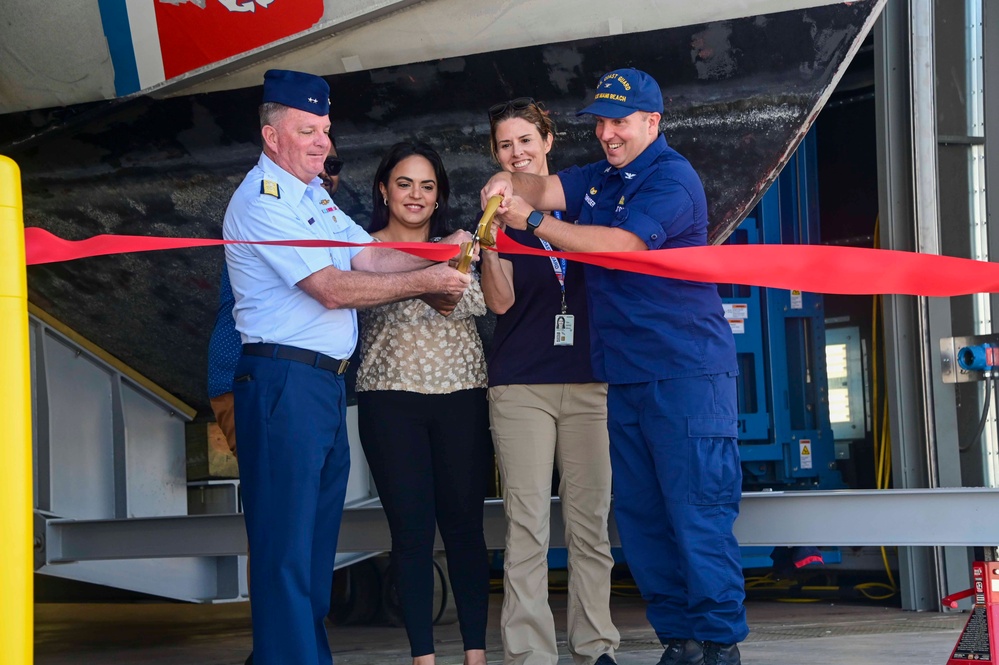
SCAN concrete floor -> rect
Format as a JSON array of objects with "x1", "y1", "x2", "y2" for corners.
[{"x1": 35, "y1": 592, "x2": 968, "y2": 665}]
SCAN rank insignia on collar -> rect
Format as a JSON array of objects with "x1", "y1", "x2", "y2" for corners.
[
  {"x1": 624, "y1": 172, "x2": 636, "y2": 179},
  {"x1": 320, "y1": 199, "x2": 330, "y2": 205},
  {"x1": 619, "y1": 196, "x2": 626, "y2": 205},
  {"x1": 261, "y1": 180, "x2": 280, "y2": 198},
  {"x1": 589, "y1": 187, "x2": 598, "y2": 195}
]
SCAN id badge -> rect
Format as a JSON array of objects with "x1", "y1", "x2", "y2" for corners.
[{"x1": 554, "y1": 314, "x2": 574, "y2": 346}]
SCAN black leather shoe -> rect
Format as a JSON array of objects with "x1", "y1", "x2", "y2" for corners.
[
  {"x1": 658, "y1": 638, "x2": 703, "y2": 665},
  {"x1": 594, "y1": 654, "x2": 617, "y2": 665},
  {"x1": 700, "y1": 641, "x2": 741, "y2": 665}
]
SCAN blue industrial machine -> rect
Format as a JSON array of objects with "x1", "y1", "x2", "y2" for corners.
[
  {"x1": 545, "y1": 130, "x2": 846, "y2": 576},
  {"x1": 720, "y1": 129, "x2": 845, "y2": 493}
]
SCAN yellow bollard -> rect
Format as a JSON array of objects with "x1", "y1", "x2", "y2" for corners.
[{"x1": 0, "y1": 155, "x2": 32, "y2": 665}]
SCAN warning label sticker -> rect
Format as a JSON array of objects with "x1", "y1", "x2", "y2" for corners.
[
  {"x1": 950, "y1": 606, "x2": 991, "y2": 660},
  {"x1": 799, "y1": 440, "x2": 813, "y2": 469},
  {"x1": 723, "y1": 303, "x2": 749, "y2": 320},
  {"x1": 724, "y1": 303, "x2": 748, "y2": 335}
]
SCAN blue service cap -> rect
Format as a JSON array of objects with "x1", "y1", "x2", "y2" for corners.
[
  {"x1": 576, "y1": 68, "x2": 664, "y2": 118},
  {"x1": 262, "y1": 69, "x2": 330, "y2": 116}
]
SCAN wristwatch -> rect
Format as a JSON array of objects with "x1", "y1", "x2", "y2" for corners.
[{"x1": 526, "y1": 210, "x2": 545, "y2": 235}]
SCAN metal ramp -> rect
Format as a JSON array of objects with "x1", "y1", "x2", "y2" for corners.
[{"x1": 30, "y1": 307, "x2": 378, "y2": 602}]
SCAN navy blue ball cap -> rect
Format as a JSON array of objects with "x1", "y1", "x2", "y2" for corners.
[
  {"x1": 262, "y1": 69, "x2": 330, "y2": 116},
  {"x1": 576, "y1": 68, "x2": 664, "y2": 118}
]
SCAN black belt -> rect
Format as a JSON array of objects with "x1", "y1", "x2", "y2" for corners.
[{"x1": 242, "y1": 343, "x2": 350, "y2": 375}]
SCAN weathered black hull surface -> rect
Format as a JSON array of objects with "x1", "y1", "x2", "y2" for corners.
[{"x1": 1, "y1": 1, "x2": 879, "y2": 414}]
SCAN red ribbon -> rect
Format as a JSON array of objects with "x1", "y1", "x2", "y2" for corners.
[
  {"x1": 23, "y1": 227, "x2": 456, "y2": 264},
  {"x1": 493, "y1": 232, "x2": 999, "y2": 296},
  {"x1": 22, "y1": 226, "x2": 999, "y2": 297}
]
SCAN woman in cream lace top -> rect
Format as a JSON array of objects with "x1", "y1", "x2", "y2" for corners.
[{"x1": 356, "y1": 141, "x2": 491, "y2": 665}]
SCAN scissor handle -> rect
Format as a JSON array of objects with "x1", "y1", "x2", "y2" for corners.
[{"x1": 456, "y1": 195, "x2": 502, "y2": 274}]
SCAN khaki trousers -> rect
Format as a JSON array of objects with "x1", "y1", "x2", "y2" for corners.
[
  {"x1": 488, "y1": 383, "x2": 620, "y2": 665},
  {"x1": 210, "y1": 392, "x2": 237, "y2": 454}
]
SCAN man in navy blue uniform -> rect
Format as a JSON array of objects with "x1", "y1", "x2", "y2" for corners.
[
  {"x1": 482, "y1": 68, "x2": 746, "y2": 665},
  {"x1": 224, "y1": 69, "x2": 471, "y2": 665}
]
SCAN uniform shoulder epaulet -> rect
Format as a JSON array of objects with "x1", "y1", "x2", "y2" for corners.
[{"x1": 260, "y1": 179, "x2": 281, "y2": 199}]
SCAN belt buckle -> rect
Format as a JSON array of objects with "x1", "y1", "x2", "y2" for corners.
[{"x1": 337, "y1": 359, "x2": 350, "y2": 375}]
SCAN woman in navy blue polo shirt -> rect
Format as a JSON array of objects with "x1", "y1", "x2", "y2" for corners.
[{"x1": 480, "y1": 99, "x2": 619, "y2": 665}]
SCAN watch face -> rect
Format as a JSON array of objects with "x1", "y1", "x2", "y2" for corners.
[{"x1": 527, "y1": 210, "x2": 544, "y2": 232}]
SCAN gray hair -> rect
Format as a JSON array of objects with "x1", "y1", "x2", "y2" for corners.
[{"x1": 259, "y1": 102, "x2": 289, "y2": 129}]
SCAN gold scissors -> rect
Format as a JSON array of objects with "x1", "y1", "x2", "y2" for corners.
[{"x1": 456, "y1": 195, "x2": 502, "y2": 274}]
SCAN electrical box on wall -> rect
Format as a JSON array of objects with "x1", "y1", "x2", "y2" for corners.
[{"x1": 941, "y1": 333, "x2": 999, "y2": 384}]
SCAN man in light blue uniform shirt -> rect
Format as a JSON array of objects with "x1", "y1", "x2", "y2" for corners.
[
  {"x1": 223, "y1": 69, "x2": 471, "y2": 665},
  {"x1": 209, "y1": 141, "x2": 343, "y2": 458},
  {"x1": 482, "y1": 68, "x2": 745, "y2": 665}
]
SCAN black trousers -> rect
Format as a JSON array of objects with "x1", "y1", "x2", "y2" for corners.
[{"x1": 357, "y1": 389, "x2": 492, "y2": 656}]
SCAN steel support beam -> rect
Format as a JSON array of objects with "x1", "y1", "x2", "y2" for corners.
[
  {"x1": 875, "y1": 0, "x2": 936, "y2": 611},
  {"x1": 41, "y1": 488, "x2": 999, "y2": 564},
  {"x1": 874, "y1": 0, "x2": 967, "y2": 611}
]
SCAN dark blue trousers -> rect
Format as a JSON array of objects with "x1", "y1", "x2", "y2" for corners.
[
  {"x1": 233, "y1": 354, "x2": 351, "y2": 665},
  {"x1": 608, "y1": 372, "x2": 748, "y2": 645}
]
